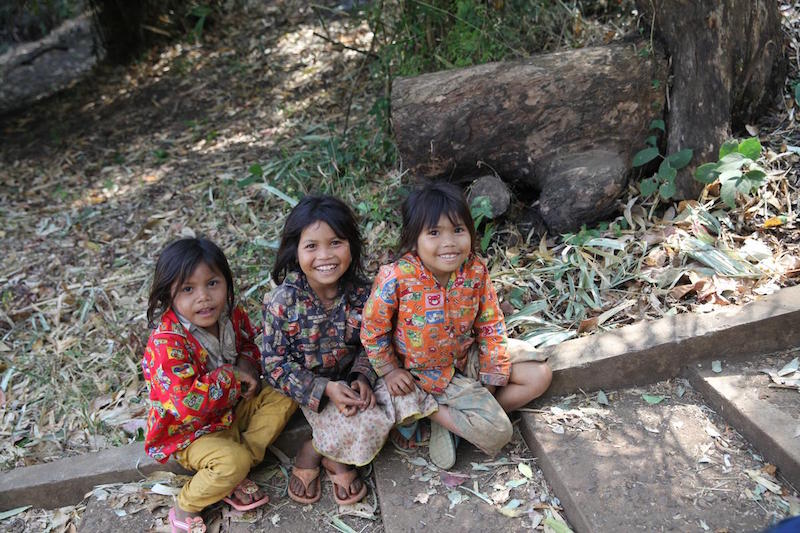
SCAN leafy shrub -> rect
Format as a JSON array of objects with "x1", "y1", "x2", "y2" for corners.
[
  {"x1": 694, "y1": 137, "x2": 766, "y2": 208},
  {"x1": 632, "y1": 119, "x2": 693, "y2": 200}
]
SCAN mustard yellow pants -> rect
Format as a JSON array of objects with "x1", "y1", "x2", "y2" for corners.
[{"x1": 173, "y1": 387, "x2": 296, "y2": 512}]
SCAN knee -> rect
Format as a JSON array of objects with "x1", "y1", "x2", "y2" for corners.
[
  {"x1": 473, "y1": 412, "x2": 513, "y2": 453},
  {"x1": 514, "y1": 361, "x2": 552, "y2": 399},
  {"x1": 207, "y1": 445, "x2": 251, "y2": 483}
]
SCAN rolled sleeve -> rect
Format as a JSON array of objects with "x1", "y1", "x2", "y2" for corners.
[
  {"x1": 361, "y1": 267, "x2": 402, "y2": 377},
  {"x1": 474, "y1": 265, "x2": 510, "y2": 387}
]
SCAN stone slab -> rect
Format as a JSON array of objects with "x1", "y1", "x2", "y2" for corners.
[
  {"x1": 0, "y1": 411, "x2": 310, "y2": 511},
  {"x1": 76, "y1": 457, "x2": 380, "y2": 533},
  {"x1": 520, "y1": 384, "x2": 779, "y2": 532},
  {"x1": 374, "y1": 445, "x2": 535, "y2": 533},
  {"x1": 685, "y1": 348, "x2": 800, "y2": 489},
  {"x1": 537, "y1": 284, "x2": 800, "y2": 398}
]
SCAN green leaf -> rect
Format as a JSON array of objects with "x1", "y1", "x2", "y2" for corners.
[
  {"x1": 248, "y1": 163, "x2": 263, "y2": 177},
  {"x1": 480, "y1": 223, "x2": 494, "y2": 253},
  {"x1": 694, "y1": 162, "x2": 720, "y2": 184},
  {"x1": 737, "y1": 137, "x2": 762, "y2": 161},
  {"x1": 639, "y1": 177, "x2": 658, "y2": 197},
  {"x1": 633, "y1": 147, "x2": 660, "y2": 167},
  {"x1": 543, "y1": 516, "x2": 575, "y2": 533},
  {"x1": 719, "y1": 140, "x2": 739, "y2": 159},
  {"x1": 657, "y1": 159, "x2": 677, "y2": 181},
  {"x1": 659, "y1": 180, "x2": 676, "y2": 199},
  {"x1": 717, "y1": 152, "x2": 749, "y2": 172},
  {"x1": 0, "y1": 506, "x2": 31, "y2": 520},
  {"x1": 667, "y1": 148, "x2": 693, "y2": 170},
  {"x1": 735, "y1": 176, "x2": 753, "y2": 194},
  {"x1": 745, "y1": 169, "x2": 766, "y2": 183},
  {"x1": 718, "y1": 168, "x2": 743, "y2": 184},
  {"x1": 642, "y1": 394, "x2": 665, "y2": 405},
  {"x1": 236, "y1": 175, "x2": 260, "y2": 188},
  {"x1": 795, "y1": 82, "x2": 800, "y2": 107},
  {"x1": 649, "y1": 119, "x2": 666, "y2": 132},
  {"x1": 645, "y1": 135, "x2": 658, "y2": 147},
  {"x1": 720, "y1": 180, "x2": 737, "y2": 208},
  {"x1": 518, "y1": 462, "x2": 534, "y2": 479}
]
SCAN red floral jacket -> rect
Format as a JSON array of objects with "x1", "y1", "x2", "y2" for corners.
[{"x1": 141, "y1": 306, "x2": 259, "y2": 462}]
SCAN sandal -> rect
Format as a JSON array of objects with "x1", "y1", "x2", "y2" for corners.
[
  {"x1": 287, "y1": 466, "x2": 322, "y2": 504},
  {"x1": 168, "y1": 508, "x2": 206, "y2": 533},
  {"x1": 389, "y1": 420, "x2": 430, "y2": 451},
  {"x1": 222, "y1": 478, "x2": 269, "y2": 511},
  {"x1": 326, "y1": 468, "x2": 368, "y2": 505},
  {"x1": 429, "y1": 421, "x2": 456, "y2": 470}
]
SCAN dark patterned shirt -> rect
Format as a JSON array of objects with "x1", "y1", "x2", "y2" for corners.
[{"x1": 261, "y1": 271, "x2": 375, "y2": 412}]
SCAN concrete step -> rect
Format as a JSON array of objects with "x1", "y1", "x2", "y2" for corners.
[
  {"x1": 373, "y1": 433, "x2": 563, "y2": 533},
  {"x1": 686, "y1": 348, "x2": 800, "y2": 490},
  {"x1": 0, "y1": 410, "x2": 309, "y2": 511},
  {"x1": 540, "y1": 284, "x2": 800, "y2": 398},
  {"x1": 519, "y1": 379, "x2": 796, "y2": 532}
]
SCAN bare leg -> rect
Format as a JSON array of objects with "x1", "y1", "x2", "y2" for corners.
[
  {"x1": 494, "y1": 361, "x2": 552, "y2": 413},
  {"x1": 289, "y1": 439, "x2": 322, "y2": 499}
]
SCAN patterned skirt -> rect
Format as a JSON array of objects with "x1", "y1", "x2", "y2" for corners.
[{"x1": 302, "y1": 377, "x2": 438, "y2": 466}]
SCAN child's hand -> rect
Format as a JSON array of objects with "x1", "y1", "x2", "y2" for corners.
[
  {"x1": 385, "y1": 368, "x2": 416, "y2": 396},
  {"x1": 234, "y1": 367, "x2": 259, "y2": 400},
  {"x1": 325, "y1": 380, "x2": 364, "y2": 417},
  {"x1": 235, "y1": 358, "x2": 263, "y2": 398},
  {"x1": 349, "y1": 375, "x2": 376, "y2": 411}
]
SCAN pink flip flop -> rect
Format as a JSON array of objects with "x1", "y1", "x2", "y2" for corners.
[
  {"x1": 222, "y1": 478, "x2": 270, "y2": 511},
  {"x1": 168, "y1": 508, "x2": 206, "y2": 533}
]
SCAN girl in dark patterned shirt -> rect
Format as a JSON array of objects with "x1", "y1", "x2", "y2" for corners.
[{"x1": 262, "y1": 196, "x2": 434, "y2": 505}]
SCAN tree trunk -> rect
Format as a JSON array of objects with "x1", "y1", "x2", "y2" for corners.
[
  {"x1": 392, "y1": 43, "x2": 667, "y2": 232},
  {"x1": 634, "y1": 0, "x2": 785, "y2": 199}
]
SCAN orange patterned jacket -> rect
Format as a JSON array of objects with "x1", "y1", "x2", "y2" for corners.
[{"x1": 361, "y1": 253, "x2": 510, "y2": 394}]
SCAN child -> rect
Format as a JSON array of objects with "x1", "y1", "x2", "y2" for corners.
[
  {"x1": 142, "y1": 238, "x2": 296, "y2": 533},
  {"x1": 361, "y1": 182, "x2": 552, "y2": 469},
  {"x1": 261, "y1": 195, "x2": 434, "y2": 505}
]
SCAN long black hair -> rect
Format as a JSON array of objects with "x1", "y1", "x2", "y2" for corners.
[
  {"x1": 147, "y1": 238, "x2": 235, "y2": 327},
  {"x1": 398, "y1": 181, "x2": 477, "y2": 256},
  {"x1": 272, "y1": 195, "x2": 365, "y2": 285}
]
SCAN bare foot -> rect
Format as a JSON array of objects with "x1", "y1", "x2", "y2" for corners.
[
  {"x1": 228, "y1": 478, "x2": 267, "y2": 507},
  {"x1": 321, "y1": 456, "x2": 362, "y2": 501},
  {"x1": 289, "y1": 440, "x2": 322, "y2": 500}
]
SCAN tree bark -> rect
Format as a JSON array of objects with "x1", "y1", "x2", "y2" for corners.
[
  {"x1": 634, "y1": 0, "x2": 785, "y2": 199},
  {"x1": 392, "y1": 42, "x2": 667, "y2": 232}
]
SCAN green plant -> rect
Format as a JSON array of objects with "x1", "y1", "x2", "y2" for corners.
[
  {"x1": 469, "y1": 195, "x2": 495, "y2": 252},
  {"x1": 632, "y1": 119, "x2": 693, "y2": 200},
  {"x1": 694, "y1": 137, "x2": 766, "y2": 209},
  {"x1": 189, "y1": 4, "x2": 211, "y2": 43}
]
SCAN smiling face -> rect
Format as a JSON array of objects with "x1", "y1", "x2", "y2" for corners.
[
  {"x1": 415, "y1": 214, "x2": 472, "y2": 286},
  {"x1": 297, "y1": 220, "x2": 352, "y2": 300},
  {"x1": 171, "y1": 261, "x2": 227, "y2": 337}
]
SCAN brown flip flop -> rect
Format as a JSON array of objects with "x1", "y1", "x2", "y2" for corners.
[
  {"x1": 287, "y1": 466, "x2": 322, "y2": 504},
  {"x1": 326, "y1": 468, "x2": 368, "y2": 505}
]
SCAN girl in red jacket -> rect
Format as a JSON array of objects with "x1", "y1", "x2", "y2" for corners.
[{"x1": 142, "y1": 238, "x2": 295, "y2": 533}]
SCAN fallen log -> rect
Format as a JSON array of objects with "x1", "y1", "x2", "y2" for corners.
[{"x1": 392, "y1": 42, "x2": 667, "y2": 233}]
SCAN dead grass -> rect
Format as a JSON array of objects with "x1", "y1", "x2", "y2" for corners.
[{"x1": 0, "y1": 0, "x2": 799, "y2": 530}]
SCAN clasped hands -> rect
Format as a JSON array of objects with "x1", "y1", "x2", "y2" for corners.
[{"x1": 325, "y1": 375, "x2": 376, "y2": 416}]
